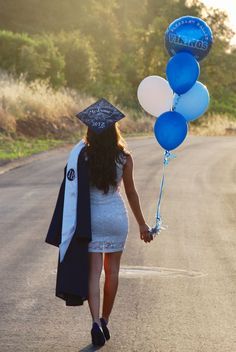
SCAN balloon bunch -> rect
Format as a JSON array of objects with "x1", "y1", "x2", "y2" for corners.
[{"x1": 137, "y1": 16, "x2": 213, "y2": 237}]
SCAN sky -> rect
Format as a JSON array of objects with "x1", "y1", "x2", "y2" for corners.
[{"x1": 202, "y1": 0, "x2": 236, "y2": 44}]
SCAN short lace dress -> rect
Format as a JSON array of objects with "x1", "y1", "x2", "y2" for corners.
[{"x1": 88, "y1": 153, "x2": 129, "y2": 253}]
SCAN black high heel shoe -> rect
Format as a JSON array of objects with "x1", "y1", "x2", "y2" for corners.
[
  {"x1": 91, "y1": 322, "x2": 106, "y2": 346},
  {"x1": 100, "y1": 318, "x2": 110, "y2": 340}
]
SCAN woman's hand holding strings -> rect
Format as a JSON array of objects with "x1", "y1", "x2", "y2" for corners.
[{"x1": 139, "y1": 223, "x2": 153, "y2": 243}]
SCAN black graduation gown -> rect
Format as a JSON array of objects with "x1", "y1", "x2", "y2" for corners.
[{"x1": 45, "y1": 146, "x2": 92, "y2": 306}]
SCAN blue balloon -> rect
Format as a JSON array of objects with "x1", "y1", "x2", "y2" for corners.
[
  {"x1": 165, "y1": 16, "x2": 213, "y2": 61},
  {"x1": 154, "y1": 111, "x2": 188, "y2": 151},
  {"x1": 173, "y1": 81, "x2": 210, "y2": 121},
  {"x1": 166, "y1": 52, "x2": 200, "y2": 94}
]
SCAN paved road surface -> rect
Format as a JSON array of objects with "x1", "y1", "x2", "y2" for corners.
[{"x1": 0, "y1": 136, "x2": 236, "y2": 352}]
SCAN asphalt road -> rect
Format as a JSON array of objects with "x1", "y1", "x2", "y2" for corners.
[{"x1": 0, "y1": 136, "x2": 236, "y2": 352}]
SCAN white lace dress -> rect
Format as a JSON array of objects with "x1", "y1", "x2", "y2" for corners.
[{"x1": 88, "y1": 155, "x2": 129, "y2": 253}]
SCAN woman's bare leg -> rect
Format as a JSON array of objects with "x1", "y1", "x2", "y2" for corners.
[
  {"x1": 88, "y1": 252, "x2": 103, "y2": 325},
  {"x1": 102, "y1": 251, "x2": 123, "y2": 322}
]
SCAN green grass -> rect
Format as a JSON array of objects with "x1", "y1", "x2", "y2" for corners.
[
  {"x1": 0, "y1": 131, "x2": 153, "y2": 162},
  {"x1": 2, "y1": 114, "x2": 236, "y2": 163},
  {"x1": 0, "y1": 135, "x2": 69, "y2": 161}
]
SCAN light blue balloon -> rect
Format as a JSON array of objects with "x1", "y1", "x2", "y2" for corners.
[
  {"x1": 154, "y1": 111, "x2": 188, "y2": 151},
  {"x1": 173, "y1": 81, "x2": 210, "y2": 121},
  {"x1": 166, "y1": 52, "x2": 200, "y2": 94}
]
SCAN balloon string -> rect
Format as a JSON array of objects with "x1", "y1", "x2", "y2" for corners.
[
  {"x1": 172, "y1": 94, "x2": 181, "y2": 111},
  {"x1": 149, "y1": 150, "x2": 176, "y2": 237}
]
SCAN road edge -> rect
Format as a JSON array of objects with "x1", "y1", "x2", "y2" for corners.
[{"x1": 0, "y1": 135, "x2": 153, "y2": 175}]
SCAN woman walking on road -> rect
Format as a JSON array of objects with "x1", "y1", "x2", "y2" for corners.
[{"x1": 79, "y1": 99, "x2": 152, "y2": 346}]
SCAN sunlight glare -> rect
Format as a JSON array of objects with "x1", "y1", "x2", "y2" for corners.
[{"x1": 202, "y1": 0, "x2": 236, "y2": 44}]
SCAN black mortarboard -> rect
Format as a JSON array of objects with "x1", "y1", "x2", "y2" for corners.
[{"x1": 75, "y1": 98, "x2": 125, "y2": 134}]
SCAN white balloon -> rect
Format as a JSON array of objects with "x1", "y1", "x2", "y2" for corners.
[{"x1": 137, "y1": 75, "x2": 173, "y2": 117}]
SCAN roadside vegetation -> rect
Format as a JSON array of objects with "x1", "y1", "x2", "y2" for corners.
[
  {"x1": 0, "y1": 71, "x2": 235, "y2": 162},
  {"x1": 0, "y1": 0, "x2": 235, "y2": 162}
]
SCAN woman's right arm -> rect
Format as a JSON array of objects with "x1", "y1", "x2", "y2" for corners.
[{"x1": 122, "y1": 154, "x2": 152, "y2": 243}]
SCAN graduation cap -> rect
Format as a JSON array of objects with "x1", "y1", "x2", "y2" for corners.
[{"x1": 75, "y1": 98, "x2": 125, "y2": 134}]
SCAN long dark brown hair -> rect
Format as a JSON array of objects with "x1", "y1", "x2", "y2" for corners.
[{"x1": 84, "y1": 123, "x2": 130, "y2": 194}]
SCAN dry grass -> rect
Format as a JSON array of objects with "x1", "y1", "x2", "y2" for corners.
[
  {"x1": 0, "y1": 70, "x2": 155, "y2": 138},
  {"x1": 0, "y1": 108, "x2": 16, "y2": 132},
  {"x1": 189, "y1": 113, "x2": 236, "y2": 136},
  {"x1": 0, "y1": 70, "x2": 93, "y2": 138},
  {"x1": 119, "y1": 110, "x2": 154, "y2": 135},
  {"x1": 0, "y1": 70, "x2": 235, "y2": 139},
  {"x1": 0, "y1": 70, "x2": 93, "y2": 122}
]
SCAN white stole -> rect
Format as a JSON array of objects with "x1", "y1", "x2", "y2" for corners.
[{"x1": 59, "y1": 139, "x2": 86, "y2": 263}]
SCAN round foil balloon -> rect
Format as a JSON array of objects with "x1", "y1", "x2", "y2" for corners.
[{"x1": 165, "y1": 16, "x2": 213, "y2": 61}]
